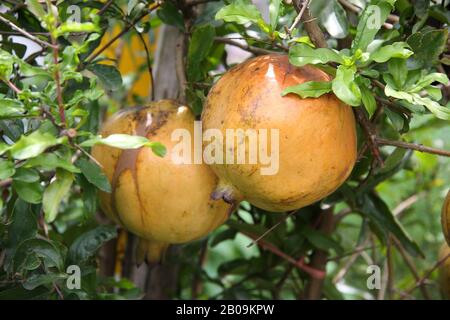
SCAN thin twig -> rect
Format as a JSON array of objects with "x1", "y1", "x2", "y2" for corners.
[
  {"x1": 354, "y1": 107, "x2": 384, "y2": 167},
  {"x1": 98, "y1": 0, "x2": 114, "y2": 15},
  {"x1": 136, "y1": 32, "x2": 155, "y2": 101},
  {"x1": 0, "y1": 14, "x2": 55, "y2": 49},
  {"x1": 214, "y1": 37, "x2": 275, "y2": 55},
  {"x1": 288, "y1": 0, "x2": 310, "y2": 33},
  {"x1": 246, "y1": 210, "x2": 298, "y2": 248},
  {"x1": 392, "y1": 237, "x2": 431, "y2": 300},
  {"x1": 246, "y1": 232, "x2": 326, "y2": 279},
  {"x1": 0, "y1": 178, "x2": 12, "y2": 189},
  {"x1": 376, "y1": 138, "x2": 450, "y2": 157},
  {"x1": 176, "y1": 30, "x2": 187, "y2": 103},
  {"x1": 292, "y1": 0, "x2": 327, "y2": 48},
  {"x1": 82, "y1": 3, "x2": 160, "y2": 68},
  {"x1": 403, "y1": 252, "x2": 450, "y2": 297}
]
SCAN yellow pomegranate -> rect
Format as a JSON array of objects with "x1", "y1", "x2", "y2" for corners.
[
  {"x1": 439, "y1": 243, "x2": 450, "y2": 299},
  {"x1": 92, "y1": 100, "x2": 231, "y2": 263},
  {"x1": 201, "y1": 54, "x2": 357, "y2": 212},
  {"x1": 442, "y1": 190, "x2": 450, "y2": 245}
]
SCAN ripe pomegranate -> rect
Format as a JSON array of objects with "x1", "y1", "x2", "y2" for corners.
[
  {"x1": 92, "y1": 100, "x2": 231, "y2": 263},
  {"x1": 202, "y1": 54, "x2": 357, "y2": 212},
  {"x1": 439, "y1": 243, "x2": 450, "y2": 299},
  {"x1": 443, "y1": 190, "x2": 450, "y2": 245}
]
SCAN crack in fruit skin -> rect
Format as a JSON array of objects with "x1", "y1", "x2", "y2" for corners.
[
  {"x1": 443, "y1": 191, "x2": 450, "y2": 246},
  {"x1": 201, "y1": 54, "x2": 358, "y2": 212},
  {"x1": 92, "y1": 100, "x2": 231, "y2": 263}
]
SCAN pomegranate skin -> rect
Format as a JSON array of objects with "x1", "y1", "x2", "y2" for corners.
[
  {"x1": 92, "y1": 100, "x2": 231, "y2": 262},
  {"x1": 202, "y1": 54, "x2": 357, "y2": 212}
]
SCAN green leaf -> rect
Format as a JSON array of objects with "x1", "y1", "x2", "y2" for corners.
[
  {"x1": 0, "y1": 98, "x2": 25, "y2": 118},
  {"x1": 303, "y1": 227, "x2": 344, "y2": 255},
  {"x1": 187, "y1": 25, "x2": 215, "y2": 82},
  {"x1": 87, "y1": 64, "x2": 122, "y2": 91},
  {"x1": 215, "y1": 0, "x2": 269, "y2": 32},
  {"x1": 23, "y1": 273, "x2": 68, "y2": 290},
  {"x1": 24, "y1": 153, "x2": 81, "y2": 173},
  {"x1": 80, "y1": 134, "x2": 165, "y2": 158},
  {"x1": 360, "y1": 193, "x2": 423, "y2": 258},
  {"x1": 6, "y1": 199, "x2": 38, "y2": 249},
  {"x1": 13, "y1": 168, "x2": 40, "y2": 182},
  {"x1": 289, "y1": 44, "x2": 343, "y2": 67},
  {"x1": 56, "y1": 22, "x2": 100, "y2": 37},
  {"x1": 76, "y1": 158, "x2": 111, "y2": 193},
  {"x1": 13, "y1": 180, "x2": 43, "y2": 204},
  {"x1": 281, "y1": 81, "x2": 332, "y2": 98},
  {"x1": 385, "y1": 85, "x2": 450, "y2": 120},
  {"x1": 332, "y1": 66, "x2": 361, "y2": 106},
  {"x1": 407, "y1": 29, "x2": 448, "y2": 66},
  {"x1": 43, "y1": 169, "x2": 74, "y2": 223},
  {"x1": 269, "y1": 0, "x2": 282, "y2": 31},
  {"x1": 157, "y1": 2, "x2": 185, "y2": 31},
  {"x1": 68, "y1": 225, "x2": 117, "y2": 264},
  {"x1": 10, "y1": 131, "x2": 65, "y2": 160},
  {"x1": 388, "y1": 58, "x2": 407, "y2": 89},
  {"x1": 360, "y1": 83, "x2": 377, "y2": 117},
  {"x1": 148, "y1": 141, "x2": 167, "y2": 157},
  {"x1": 25, "y1": 0, "x2": 46, "y2": 20},
  {"x1": 14, "y1": 239, "x2": 64, "y2": 272},
  {"x1": 370, "y1": 42, "x2": 413, "y2": 63},
  {"x1": 352, "y1": 2, "x2": 395, "y2": 52},
  {"x1": 311, "y1": 0, "x2": 348, "y2": 39},
  {"x1": 0, "y1": 159, "x2": 15, "y2": 179},
  {"x1": 407, "y1": 72, "x2": 449, "y2": 93},
  {"x1": 0, "y1": 49, "x2": 15, "y2": 79}
]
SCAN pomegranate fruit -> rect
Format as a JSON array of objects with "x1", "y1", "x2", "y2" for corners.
[
  {"x1": 443, "y1": 190, "x2": 450, "y2": 245},
  {"x1": 439, "y1": 242, "x2": 450, "y2": 299},
  {"x1": 92, "y1": 100, "x2": 231, "y2": 263},
  {"x1": 202, "y1": 54, "x2": 357, "y2": 212}
]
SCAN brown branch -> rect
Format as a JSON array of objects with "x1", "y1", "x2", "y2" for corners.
[
  {"x1": 392, "y1": 237, "x2": 431, "y2": 300},
  {"x1": 214, "y1": 37, "x2": 275, "y2": 55},
  {"x1": 244, "y1": 231, "x2": 326, "y2": 279},
  {"x1": 292, "y1": 0, "x2": 327, "y2": 48},
  {"x1": 288, "y1": 0, "x2": 310, "y2": 33},
  {"x1": 176, "y1": 30, "x2": 188, "y2": 103},
  {"x1": 98, "y1": 0, "x2": 114, "y2": 15},
  {"x1": 403, "y1": 252, "x2": 450, "y2": 297},
  {"x1": 0, "y1": 14, "x2": 55, "y2": 49},
  {"x1": 303, "y1": 208, "x2": 335, "y2": 299},
  {"x1": 354, "y1": 107, "x2": 384, "y2": 166},
  {"x1": 82, "y1": 3, "x2": 160, "y2": 68},
  {"x1": 246, "y1": 210, "x2": 297, "y2": 248},
  {"x1": 376, "y1": 138, "x2": 450, "y2": 157},
  {"x1": 337, "y1": 0, "x2": 399, "y2": 25},
  {"x1": 136, "y1": 32, "x2": 155, "y2": 102},
  {"x1": 0, "y1": 178, "x2": 12, "y2": 189}
]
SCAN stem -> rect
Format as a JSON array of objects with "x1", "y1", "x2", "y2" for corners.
[
  {"x1": 82, "y1": 3, "x2": 160, "y2": 68},
  {"x1": 354, "y1": 107, "x2": 384, "y2": 166},
  {"x1": 376, "y1": 138, "x2": 450, "y2": 157},
  {"x1": 292, "y1": 0, "x2": 327, "y2": 48},
  {"x1": 0, "y1": 14, "x2": 56, "y2": 49},
  {"x1": 0, "y1": 178, "x2": 12, "y2": 189},
  {"x1": 303, "y1": 207, "x2": 335, "y2": 299},
  {"x1": 136, "y1": 32, "x2": 155, "y2": 102},
  {"x1": 288, "y1": 0, "x2": 310, "y2": 33},
  {"x1": 392, "y1": 237, "x2": 431, "y2": 300},
  {"x1": 214, "y1": 37, "x2": 275, "y2": 55}
]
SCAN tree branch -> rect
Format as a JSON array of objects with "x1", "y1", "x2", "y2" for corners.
[
  {"x1": 214, "y1": 37, "x2": 275, "y2": 55},
  {"x1": 376, "y1": 138, "x2": 450, "y2": 157},
  {"x1": 0, "y1": 14, "x2": 55, "y2": 49},
  {"x1": 354, "y1": 107, "x2": 384, "y2": 167}
]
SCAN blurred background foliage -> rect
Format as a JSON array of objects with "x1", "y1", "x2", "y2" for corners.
[{"x1": 0, "y1": 0, "x2": 449, "y2": 300}]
